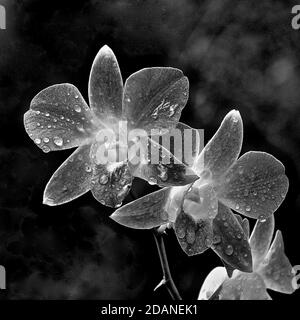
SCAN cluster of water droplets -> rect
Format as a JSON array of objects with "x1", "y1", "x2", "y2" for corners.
[{"x1": 151, "y1": 99, "x2": 179, "y2": 120}]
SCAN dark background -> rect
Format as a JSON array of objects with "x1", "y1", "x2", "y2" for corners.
[{"x1": 0, "y1": 0, "x2": 299, "y2": 300}]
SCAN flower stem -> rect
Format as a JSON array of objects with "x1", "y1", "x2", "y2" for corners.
[{"x1": 153, "y1": 229, "x2": 182, "y2": 300}]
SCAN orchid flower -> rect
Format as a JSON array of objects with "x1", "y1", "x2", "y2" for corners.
[
  {"x1": 110, "y1": 110, "x2": 289, "y2": 272},
  {"x1": 24, "y1": 45, "x2": 192, "y2": 208},
  {"x1": 198, "y1": 215, "x2": 297, "y2": 300}
]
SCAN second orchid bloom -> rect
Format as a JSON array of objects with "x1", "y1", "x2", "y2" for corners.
[{"x1": 111, "y1": 110, "x2": 289, "y2": 273}]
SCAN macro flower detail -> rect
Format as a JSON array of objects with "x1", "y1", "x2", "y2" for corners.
[
  {"x1": 198, "y1": 215, "x2": 297, "y2": 300},
  {"x1": 24, "y1": 45, "x2": 190, "y2": 208},
  {"x1": 110, "y1": 110, "x2": 289, "y2": 271}
]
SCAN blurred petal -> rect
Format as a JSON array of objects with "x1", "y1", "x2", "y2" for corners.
[
  {"x1": 43, "y1": 144, "x2": 93, "y2": 206},
  {"x1": 216, "y1": 152, "x2": 289, "y2": 220},
  {"x1": 123, "y1": 67, "x2": 188, "y2": 131},
  {"x1": 250, "y1": 215, "x2": 275, "y2": 269},
  {"x1": 211, "y1": 203, "x2": 252, "y2": 273},
  {"x1": 110, "y1": 188, "x2": 172, "y2": 229},
  {"x1": 198, "y1": 267, "x2": 228, "y2": 300},
  {"x1": 221, "y1": 272, "x2": 270, "y2": 300},
  {"x1": 129, "y1": 123, "x2": 200, "y2": 187},
  {"x1": 193, "y1": 110, "x2": 243, "y2": 180},
  {"x1": 88, "y1": 45, "x2": 123, "y2": 121},
  {"x1": 91, "y1": 161, "x2": 132, "y2": 208},
  {"x1": 24, "y1": 84, "x2": 96, "y2": 152},
  {"x1": 258, "y1": 231, "x2": 295, "y2": 294}
]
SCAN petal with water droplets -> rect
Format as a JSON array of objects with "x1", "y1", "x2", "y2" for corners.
[
  {"x1": 129, "y1": 123, "x2": 200, "y2": 187},
  {"x1": 221, "y1": 272, "x2": 270, "y2": 300},
  {"x1": 211, "y1": 203, "x2": 252, "y2": 273},
  {"x1": 258, "y1": 231, "x2": 295, "y2": 294},
  {"x1": 174, "y1": 210, "x2": 213, "y2": 256},
  {"x1": 43, "y1": 144, "x2": 93, "y2": 206},
  {"x1": 91, "y1": 160, "x2": 133, "y2": 208},
  {"x1": 24, "y1": 84, "x2": 96, "y2": 152},
  {"x1": 198, "y1": 267, "x2": 228, "y2": 300},
  {"x1": 88, "y1": 45, "x2": 123, "y2": 121},
  {"x1": 216, "y1": 152, "x2": 289, "y2": 220},
  {"x1": 123, "y1": 67, "x2": 189, "y2": 131},
  {"x1": 110, "y1": 188, "x2": 172, "y2": 229},
  {"x1": 250, "y1": 216, "x2": 275, "y2": 269},
  {"x1": 193, "y1": 110, "x2": 243, "y2": 180}
]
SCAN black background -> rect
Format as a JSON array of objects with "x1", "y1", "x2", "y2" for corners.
[{"x1": 0, "y1": 0, "x2": 300, "y2": 301}]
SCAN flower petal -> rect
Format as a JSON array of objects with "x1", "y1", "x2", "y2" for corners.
[
  {"x1": 242, "y1": 218, "x2": 250, "y2": 239},
  {"x1": 250, "y1": 215, "x2": 275, "y2": 269},
  {"x1": 220, "y1": 272, "x2": 270, "y2": 300},
  {"x1": 43, "y1": 144, "x2": 93, "y2": 206},
  {"x1": 123, "y1": 67, "x2": 189, "y2": 131},
  {"x1": 24, "y1": 84, "x2": 96, "y2": 152},
  {"x1": 174, "y1": 211, "x2": 213, "y2": 256},
  {"x1": 129, "y1": 123, "x2": 201, "y2": 187},
  {"x1": 198, "y1": 267, "x2": 228, "y2": 300},
  {"x1": 110, "y1": 188, "x2": 172, "y2": 229},
  {"x1": 193, "y1": 110, "x2": 243, "y2": 180},
  {"x1": 258, "y1": 231, "x2": 295, "y2": 294},
  {"x1": 88, "y1": 45, "x2": 123, "y2": 121},
  {"x1": 90, "y1": 161, "x2": 133, "y2": 208},
  {"x1": 211, "y1": 203, "x2": 253, "y2": 273},
  {"x1": 173, "y1": 184, "x2": 218, "y2": 256},
  {"x1": 216, "y1": 151, "x2": 289, "y2": 220}
]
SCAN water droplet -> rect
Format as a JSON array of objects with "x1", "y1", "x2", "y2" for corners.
[
  {"x1": 53, "y1": 136, "x2": 63, "y2": 147},
  {"x1": 259, "y1": 214, "x2": 267, "y2": 222},
  {"x1": 235, "y1": 204, "x2": 240, "y2": 210},
  {"x1": 36, "y1": 122, "x2": 40, "y2": 127},
  {"x1": 74, "y1": 105, "x2": 81, "y2": 113},
  {"x1": 42, "y1": 146, "x2": 50, "y2": 153},
  {"x1": 60, "y1": 115, "x2": 65, "y2": 120},
  {"x1": 148, "y1": 177, "x2": 157, "y2": 185},
  {"x1": 75, "y1": 95, "x2": 79, "y2": 99},
  {"x1": 212, "y1": 234, "x2": 221, "y2": 244},
  {"x1": 99, "y1": 174, "x2": 109, "y2": 184},
  {"x1": 245, "y1": 205, "x2": 251, "y2": 212},
  {"x1": 186, "y1": 228, "x2": 195, "y2": 244},
  {"x1": 45, "y1": 113, "x2": 50, "y2": 117},
  {"x1": 177, "y1": 227, "x2": 185, "y2": 239},
  {"x1": 225, "y1": 245, "x2": 234, "y2": 256},
  {"x1": 85, "y1": 164, "x2": 92, "y2": 172},
  {"x1": 43, "y1": 137, "x2": 49, "y2": 143},
  {"x1": 36, "y1": 110, "x2": 40, "y2": 115},
  {"x1": 34, "y1": 138, "x2": 41, "y2": 145},
  {"x1": 205, "y1": 237, "x2": 213, "y2": 247}
]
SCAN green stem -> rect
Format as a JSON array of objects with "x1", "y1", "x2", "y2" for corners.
[{"x1": 153, "y1": 229, "x2": 182, "y2": 300}]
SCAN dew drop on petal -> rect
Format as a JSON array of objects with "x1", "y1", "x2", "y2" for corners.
[
  {"x1": 53, "y1": 136, "x2": 63, "y2": 147},
  {"x1": 43, "y1": 137, "x2": 50, "y2": 143},
  {"x1": 34, "y1": 138, "x2": 41, "y2": 145},
  {"x1": 99, "y1": 174, "x2": 109, "y2": 185},
  {"x1": 42, "y1": 146, "x2": 50, "y2": 153},
  {"x1": 74, "y1": 105, "x2": 81, "y2": 113},
  {"x1": 148, "y1": 177, "x2": 157, "y2": 185},
  {"x1": 235, "y1": 204, "x2": 240, "y2": 210},
  {"x1": 245, "y1": 205, "x2": 251, "y2": 212},
  {"x1": 225, "y1": 244, "x2": 234, "y2": 256}
]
